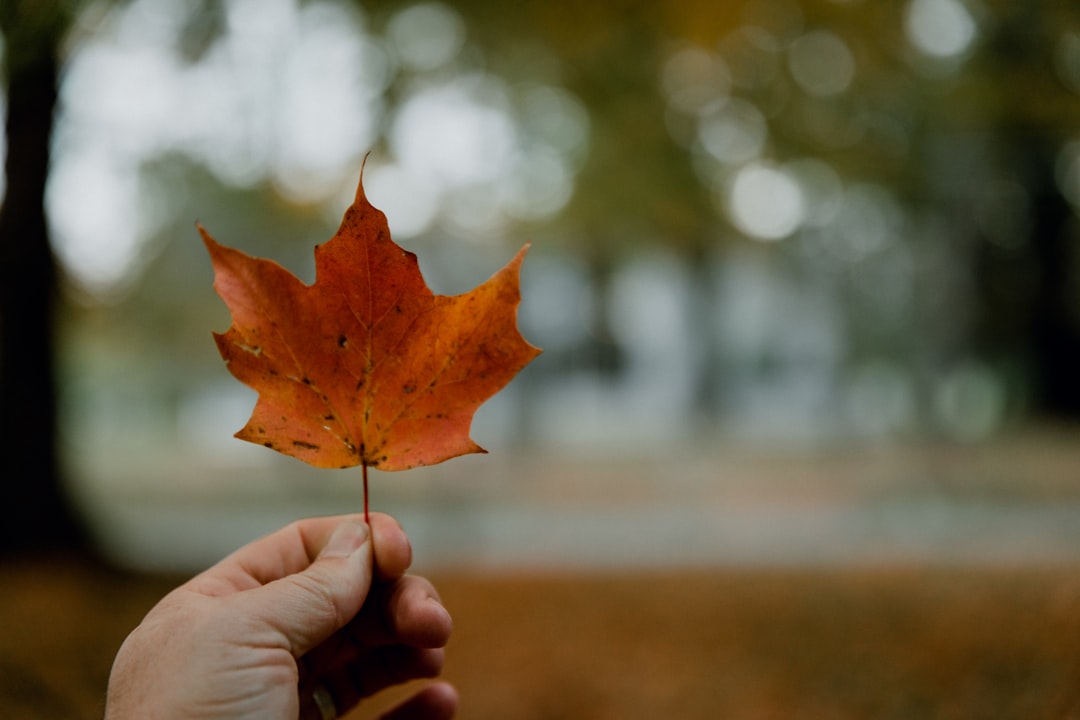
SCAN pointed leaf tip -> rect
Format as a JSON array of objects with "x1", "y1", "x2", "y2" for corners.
[{"x1": 355, "y1": 152, "x2": 372, "y2": 204}]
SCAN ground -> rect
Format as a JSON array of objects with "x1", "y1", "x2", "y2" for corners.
[
  {"x1": 8, "y1": 427, "x2": 1080, "y2": 718},
  {"x1": 2, "y1": 558, "x2": 1079, "y2": 719}
]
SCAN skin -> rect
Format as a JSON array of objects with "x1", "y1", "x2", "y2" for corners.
[{"x1": 104, "y1": 513, "x2": 457, "y2": 720}]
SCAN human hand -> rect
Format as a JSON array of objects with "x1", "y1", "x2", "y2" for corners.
[{"x1": 105, "y1": 513, "x2": 456, "y2": 720}]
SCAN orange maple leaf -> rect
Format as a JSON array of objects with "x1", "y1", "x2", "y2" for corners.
[{"x1": 200, "y1": 169, "x2": 540, "y2": 513}]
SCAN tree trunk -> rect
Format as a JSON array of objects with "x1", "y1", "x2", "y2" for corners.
[
  {"x1": 0, "y1": 3, "x2": 88, "y2": 555},
  {"x1": 1027, "y1": 144, "x2": 1080, "y2": 418}
]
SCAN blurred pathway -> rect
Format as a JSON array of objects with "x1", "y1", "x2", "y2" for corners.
[{"x1": 75, "y1": 428, "x2": 1080, "y2": 572}]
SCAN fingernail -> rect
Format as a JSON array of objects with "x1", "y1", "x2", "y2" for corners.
[{"x1": 320, "y1": 519, "x2": 370, "y2": 559}]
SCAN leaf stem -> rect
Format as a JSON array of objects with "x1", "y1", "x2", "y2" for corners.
[{"x1": 362, "y1": 462, "x2": 370, "y2": 524}]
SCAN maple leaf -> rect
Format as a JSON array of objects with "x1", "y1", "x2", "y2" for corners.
[{"x1": 199, "y1": 169, "x2": 541, "y2": 509}]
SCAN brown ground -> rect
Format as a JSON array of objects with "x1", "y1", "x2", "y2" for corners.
[{"x1": 3, "y1": 558, "x2": 1079, "y2": 719}]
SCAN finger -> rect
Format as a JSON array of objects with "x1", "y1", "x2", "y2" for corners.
[
  {"x1": 379, "y1": 681, "x2": 458, "y2": 720},
  {"x1": 371, "y1": 513, "x2": 412, "y2": 581},
  {"x1": 382, "y1": 575, "x2": 453, "y2": 649},
  {"x1": 238, "y1": 518, "x2": 374, "y2": 657},
  {"x1": 299, "y1": 574, "x2": 452, "y2": 680},
  {"x1": 354, "y1": 647, "x2": 447, "y2": 701},
  {"x1": 341, "y1": 575, "x2": 452, "y2": 650},
  {"x1": 305, "y1": 646, "x2": 446, "y2": 717}
]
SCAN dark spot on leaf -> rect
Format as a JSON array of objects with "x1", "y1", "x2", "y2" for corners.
[
  {"x1": 338, "y1": 334, "x2": 348, "y2": 348},
  {"x1": 293, "y1": 440, "x2": 319, "y2": 450},
  {"x1": 263, "y1": 442, "x2": 274, "y2": 448},
  {"x1": 403, "y1": 384, "x2": 415, "y2": 394},
  {"x1": 324, "y1": 414, "x2": 335, "y2": 421},
  {"x1": 302, "y1": 377, "x2": 312, "y2": 385}
]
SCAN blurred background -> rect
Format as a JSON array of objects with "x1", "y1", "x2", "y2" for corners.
[
  {"x1": 5, "y1": 0, "x2": 1079, "y2": 568},
  {"x1": 2, "y1": 0, "x2": 1080, "y2": 717}
]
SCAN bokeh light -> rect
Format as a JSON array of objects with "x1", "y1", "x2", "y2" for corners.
[
  {"x1": 386, "y1": 1, "x2": 464, "y2": 72},
  {"x1": 47, "y1": 146, "x2": 142, "y2": 296},
  {"x1": 726, "y1": 162, "x2": 805, "y2": 241},
  {"x1": 391, "y1": 77, "x2": 517, "y2": 188},
  {"x1": 787, "y1": 30, "x2": 856, "y2": 97},
  {"x1": 698, "y1": 98, "x2": 768, "y2": 166},
  {"x1": 934, "y1": 361, "x2": 1007, "y2": 441},
  {"x1": 661, "y1": 45, "x2": 732, "y2": 115},
  {"x1": 905, "y1": 0, "x2": 977, "y2": 60}
]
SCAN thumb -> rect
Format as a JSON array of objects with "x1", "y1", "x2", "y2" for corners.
[{"x1": 245, "y1": 519, "x2": 374, "y2": 657}]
